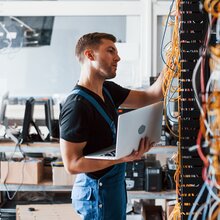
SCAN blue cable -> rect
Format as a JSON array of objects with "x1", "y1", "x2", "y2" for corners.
[
  {"x1": 202, "y1": 186, "x2": 212, "y2": 220},
  {"x1": 188, "y1": 182, "x2": 207, "y2": 220}
]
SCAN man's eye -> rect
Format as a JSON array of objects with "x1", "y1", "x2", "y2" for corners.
[{"x1": 108, "y1": 49, "x2": 114, "y2": 53}]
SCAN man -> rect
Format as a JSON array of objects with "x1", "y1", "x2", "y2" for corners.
[{"x1": 59, "y1": 32, "x2": 164, "y2": 220}]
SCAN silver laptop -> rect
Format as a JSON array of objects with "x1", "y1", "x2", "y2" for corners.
[{"x1": 84, "y1": 101, "x2": 163, "y2": 160}]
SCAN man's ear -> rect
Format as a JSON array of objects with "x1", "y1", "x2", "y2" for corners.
[{"x1": 84, "y1": 49, "x2": 94, "y2": 61}]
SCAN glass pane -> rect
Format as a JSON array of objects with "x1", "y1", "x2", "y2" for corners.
[{"x1": 0, "y1": 16, "x2": 126, "y2": 96}]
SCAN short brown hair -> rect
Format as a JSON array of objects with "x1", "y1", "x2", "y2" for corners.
[{"x1": 75, "y1": 32, "x2": 117, "y2": 62}]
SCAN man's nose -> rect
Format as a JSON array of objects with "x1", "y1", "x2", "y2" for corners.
[{"x1": 116, "y1": 54, "x2": 121, "y2": 62}]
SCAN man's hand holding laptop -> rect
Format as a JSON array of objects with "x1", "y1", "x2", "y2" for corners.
[
  {"x1": 84, "y1": 102, "x2": 163, "y2": 160},
  {"x1": 119, "y1": 136, "x2": 154, "y2": 163}
]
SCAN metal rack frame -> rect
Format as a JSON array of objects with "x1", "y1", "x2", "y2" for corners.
[{"x1": 180, "y1": 0, "x2": 208, "y2": 219}]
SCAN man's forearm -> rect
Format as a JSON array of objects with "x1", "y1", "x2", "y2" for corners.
[
  {"x1": 67, "y1": 156, "x2": 122, "y2": 174},
  {"x1": 148, "y1": 72, "x2": 164, "y2": 100}
]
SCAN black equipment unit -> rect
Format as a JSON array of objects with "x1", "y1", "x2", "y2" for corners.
[
  {"x1": 145, "y1": 160, "x2": 162, "y2": 192},
  {"x1": 125, "y1": 159, "x2": 145, "y2": 191},
  {"x1": 125, "y1": 177, "x2": 144, "y2": 191}
]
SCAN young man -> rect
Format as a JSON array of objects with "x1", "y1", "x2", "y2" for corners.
[{"x1": 59, "y1": 32, "x2": 164, "y2": 220}]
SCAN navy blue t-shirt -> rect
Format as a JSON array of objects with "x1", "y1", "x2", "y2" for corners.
[{"x1": 59, "y1": 81, "x2": 130, "y2": 178}]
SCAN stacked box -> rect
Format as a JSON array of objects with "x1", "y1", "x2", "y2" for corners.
[
  {"x1": 1, "y1": 159, "x2": 43, "y2": 184},
  {"x1": 52, "y1": 165, "x2": 76, "y2": 186}
]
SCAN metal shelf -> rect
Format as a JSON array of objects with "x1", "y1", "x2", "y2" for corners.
[
  {"x1": 0, "y1": 142, "x2": 60, "y2": 153},
  {"x1": 127, "y1": 190, "x2": 176, "y2": 200},
  {"x1": 0, "y1": 142, "x2": 177, "y2": 154},
  {"x1": 0, "y1": 180, "x2": 72, "y2": 192},
  {"x1": 0, "y1": 180, "x2": 176, "y2": 199},
  {"x1": 146, "y1": 145, "x2": 177, "y2": 154},
  {"x1": 0, "y1": 142, "x2": 177, "y2": 200}
]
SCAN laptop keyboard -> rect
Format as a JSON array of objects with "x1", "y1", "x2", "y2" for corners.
[{"x1": 101, "y1": 150, "x2": 116, "y2": 157}]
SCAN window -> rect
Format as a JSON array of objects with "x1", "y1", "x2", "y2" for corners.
[{"x1": 0, "y1": 0, "x2": 151, "y2": 97}]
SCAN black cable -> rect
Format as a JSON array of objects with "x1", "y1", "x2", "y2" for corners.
[{"x1": 3, "y1": 139, "x2": 26, "y2": 200}]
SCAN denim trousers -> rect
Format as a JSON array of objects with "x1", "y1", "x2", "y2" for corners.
[{"x1": 71, "y1": 163, "x2": 127, "y2": 220}]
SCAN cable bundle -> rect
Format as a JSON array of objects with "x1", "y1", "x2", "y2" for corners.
[
  {"x1": 161, "y1": 0, "x2": 182, "y2": 219},
  {"x1": 188, "y1": 3, "x2": 220, "y2": 217},
  {"x1": 204, "y1": 0, "x2": 220, "y2": 18},
  {"x1": 162, "y1": 0, "x2": 181, "y2": 137}
]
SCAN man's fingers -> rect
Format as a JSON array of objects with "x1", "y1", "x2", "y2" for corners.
[{"x1": 124, "y1": 138, "x2": 155, "y2": 162}]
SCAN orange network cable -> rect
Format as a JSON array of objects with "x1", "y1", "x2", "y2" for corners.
[
  {"x1": 204, "y1": 0, "x2": 220, "y2": 18},
  {"x1": 196, "y1": 63, "x2": 210, "y2": 183},
  {"x1": 168, "y1": 101, "x2": 181, "y2": 220},
  {"x1": 200, "y1": 42, "x2": 220, "y2": 219},
  {"x1": 207, "y1": 92, "x2": 220, "y2": 180},
  {"x1": 207, "y1": 52, "x2": 220, "y2": 181},
  {"x1": 210, "y1": 45, "x2": 220, "y2": 58},
  {"x1": 174, "y1": 115, "x2": 181, "y2": 196},
  {"x1": 193, "y1": 15, "x2": 217, "y2": 183},
  {"x1": 195, "y1": 16, "x2": 217, "y2": 163},
  {"x1": 162, "y1": 0, "x2": 181, "y2": 138},
  {"x1": 162, "y1": 0, "x2": 182, "y2": 219},
  {"x1": 211, "y1": 200, "x2": 220, "y2": 220},
  {"x1": 187, "y1": 2, "x2": 220, "y2": 220}
]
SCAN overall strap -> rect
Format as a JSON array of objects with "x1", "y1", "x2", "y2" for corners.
[
  {"x1": 103, "y1": 86, "x2": 118, "y2": 115},
  {"x1": 69, "y1": 88, "x2": 116, "y2": 143},
  {"x1": 103, "y1": 87, "x2": 114, "y2": 106}
]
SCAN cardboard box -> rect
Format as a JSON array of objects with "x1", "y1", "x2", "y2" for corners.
[
  {"x1": 52, "y1": 166, "x2": 76, "y2": 186},
  {"x1": 1, "y1": 159, "x2": 43, "y2": 184},
  {"x1": 16, "y1": 204, "x2": 81, "y2": 220}
]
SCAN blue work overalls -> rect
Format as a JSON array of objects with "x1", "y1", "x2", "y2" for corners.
[{"x1": 70, "y1": 88, "x2": 127, "y2": 220}]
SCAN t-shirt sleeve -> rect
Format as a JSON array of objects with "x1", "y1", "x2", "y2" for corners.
[
  {"x1": 59, "y1": 98, "x2": 90, "y2": 143},
  {"x1": 104, "y1": 81, "x2": 130, "y2": 108}
]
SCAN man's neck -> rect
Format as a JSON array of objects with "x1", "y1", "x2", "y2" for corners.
[{"x1": 78, "y1": 76, "x2": 105, "y2": 100}]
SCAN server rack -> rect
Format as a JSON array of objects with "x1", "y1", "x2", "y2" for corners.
[{"x1": 180, "y1": 0, "x2": 209, "y2": 219}]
